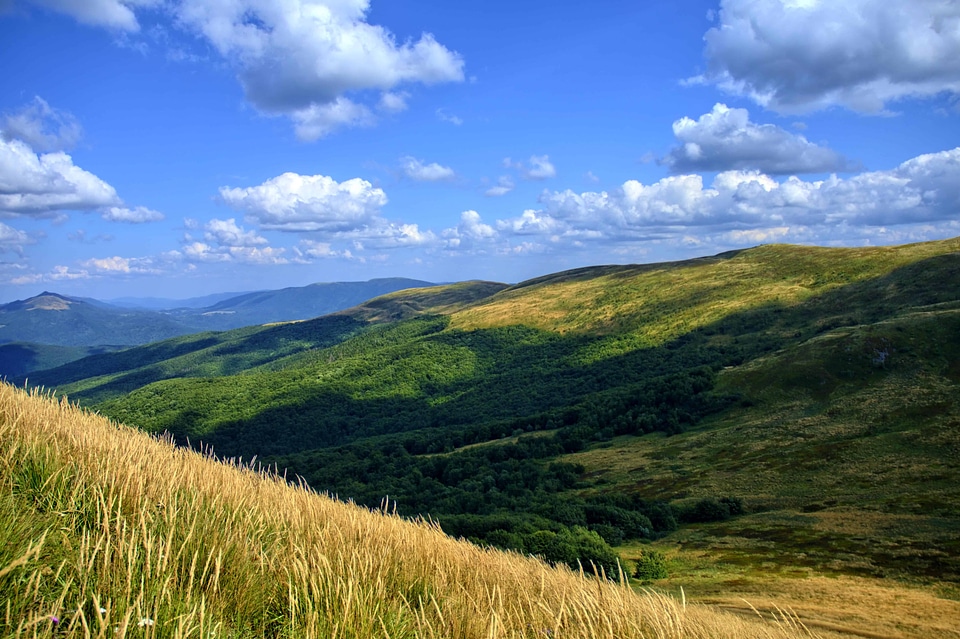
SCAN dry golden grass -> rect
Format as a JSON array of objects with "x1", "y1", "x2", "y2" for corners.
[
  {"x1": 665, "y1": 573, "x2": 960, "y2": 639},
  {"x1": 0, "y1": 383, "x2": 816, "y2": 638}
]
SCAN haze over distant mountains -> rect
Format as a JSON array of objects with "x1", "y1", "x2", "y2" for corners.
[{"x1": 0, "y1": 278, "x2": 434, "y2": 377}]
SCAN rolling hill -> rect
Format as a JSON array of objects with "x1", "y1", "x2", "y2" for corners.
[{"x1": 22, "y1": 238, "x2": 960, "y2": 636}]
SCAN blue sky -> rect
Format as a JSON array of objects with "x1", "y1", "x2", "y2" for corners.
[{"x1": 2, "y1": 0, "x2": 959, "y2": 302}]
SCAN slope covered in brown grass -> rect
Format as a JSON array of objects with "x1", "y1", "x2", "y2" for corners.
[{"x1": 1, "y1": 383, "x2": 813, "y2": 638}]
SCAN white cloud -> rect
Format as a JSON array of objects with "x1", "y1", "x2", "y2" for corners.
[
  {"x1": 9, "y1": 273, "x2": 45, "y2": 286},
  {"x1": 378, "y1": 91, "x2": 409, "y2": 113},
  {"x1": 526, "y1": 155, "x2": 557, "y2": 180},
  {"x1": 436, "y1": 108, "x2": 463, "y2": 126},
  {"x1": 696, "y1": 0, "x2": 960, "y2": 113},
  {"x1": 177, "y1": 217, "x2": 287, "y2": 265},
  {"x1": 1, "y1": 96, "x2": 82, "y2": 152},
  {"x1": 347, "y1": 222, "x2": 436, "y2": 248},
  {"x1": 202, "y1": 217, "x2": 267, "y2": 247},
  {"x1": 494, "y1": 147, "x2": 960, "y2": 248},
  {"x1": 457, "y1": 210, "x2": 495, "y2": 240},
  {"x1": 101, "y1": 205, "x2": 165, "y2": 223},
  {"x1": 220, "y1": 172, "x2": 388, "y2": 233},
  {"x1": 225, "y1": 245, "x2": 288, "y2": 265},
  {"x1": 83, "y1": 256, "x2": 130, "y2": 272},
  {"x1": 180, "y1": 241, "x2": 287, "y2": 265},
  {"x1": 291, "y1": 97, "x2": 373, "y2": 141},
  {"x1": 0, "y1": 221, "x2": 31, "y2": 254},
  {"x1": 496, "y1": 209, "x2": 564, "y2": 236},
  {"x1": 296, "y1": 239, "x2": 355, "y2": 260},
  {"x1": 0, "y1": 138, "x2": 120, "y2": 216},
  {"x1": 484, "y1": 176, "x2": 514, "y2": 197},
  {"x1": 399, "y1": 156, "x2": 455, "y2": 182},
  {"x1": 48, "y1": 265, "x2": 90, "y2": 280},
  {"x1": 665, "y1": 103, "x2": 853, "y2": 174},
  {"x1": 25, "y1": 1, "x2": 465, "y2": 139},
  {"x1": 505, "y1": 155, "x2": 557, "y2": 180},
  {"x1": 22, "y1": 0, "x2": 161, "y2": 31},
  {"x1": 442, "y1": 210, "x2": 497, "y2": 250},
  {"x1": 182, "y1": 241, "x2": 230, "y2": 263},
  {"x1": 217, "y1": 170, "x2": 436, "y2": 258},
  {"x1": 175, "y1": 0, "x2": 464, "y2": 136}
]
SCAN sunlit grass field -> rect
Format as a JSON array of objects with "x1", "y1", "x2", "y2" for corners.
[{"x1": 1, "y1": 383, "x2": 815, "y2": 639}]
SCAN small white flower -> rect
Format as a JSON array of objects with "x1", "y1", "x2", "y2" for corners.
[{"x1": 137, "y1": 617, "x2": 154, "y2": 627}]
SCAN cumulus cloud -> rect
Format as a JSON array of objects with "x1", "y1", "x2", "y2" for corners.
[
  {"x1": 20, "y1": 0, "x2": 162, "y2": 31},
  {"x1": 220, "y1": 172, "x2": 388, "y2": 233},
  {"x1": 295, "y1": 239, "x2": 355, "y2": 260},
  {"x1": 496, "y1": 209, "x2": 564, "y2": 236},
  {"x1": 79, "y1": 255, "x2": 162, "y2": 274},
  {"x1": 485, "y1": 176, "x2": 514, "y2": 197},
  {"x1": 24, "y1": 1, "x2": 465, "y2": 138},
  {"x1": 101, "y1": 205, "x2": 165, "y2": 223},
  {"x1": 442, "y1": 210, "x2": 497, "y2": 250},
  {"x1": 1, "y1": 97, "x2": 82, "y2": 152},
  {"x1": 695, "y1": 0, "x2": 960, "y2": 113},
  {"x1": 0, "y1": 221, "x2": 31, "y2": 254},
  {"x1": 291, "y1": 97, "x2": 374, "y2": 141},
  {"x1": 378, "y1": 91, "x2": 409, "y2": 113},
  {"x1": 178, "y1": 217, "x2": 287, "y2": 265},
  {"x1": 0, "y1": 138, "x2": 120, "y2": 216},
  {"x1": 48, "y1": 264, "x2": 90, "y2": 280},
  {"x1": 180, "y1": 240, "x2": 288, "y2": 265},
  {"x1": 665, "y1": 104, "x2": 853, "y2": 174},
  {"x1": 505, "y1": 155, "x2": 557, "y2": 180},
  {"x1": 0, "y1": 138, "x2": 164, "y2": 223},
  {"x1": 176, "y1": 0, "x2": 464, "y2": 137},
  {"x1": 217, "y1": 170, "x2": 437, "y2": 257},
  {"x1": 399, "y1": 156, "x2": 455, "y2": 182},
  {"x1": 202, "y1": 217, "x2": 267, "y2": 247},
  {"x1": 494, "y1": 147, "x2": 960, "y2": 247},
  {"x1": 328, "y1": 222, "x2": 436, "y2": 250}
]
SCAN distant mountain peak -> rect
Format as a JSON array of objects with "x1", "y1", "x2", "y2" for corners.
[{"x1": 17, "y1": 292, "x2": 75, "y2": 312}]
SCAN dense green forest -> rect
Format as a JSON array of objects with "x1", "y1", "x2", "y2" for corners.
[{"x1": 25, "y1": 239, "x2": 960, "y2": 576}]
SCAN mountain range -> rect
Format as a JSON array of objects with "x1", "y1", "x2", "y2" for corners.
[{"x1": 0, "y1": 278, "x2": 434, "y2": 377}]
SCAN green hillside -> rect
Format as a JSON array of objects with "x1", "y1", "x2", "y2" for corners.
[
  {"x1": 0, "y1": 342, "x2": 125, "y2": 379},
  {"x1": 28, "y1": 239, "x2": 960, "y2": 601}
]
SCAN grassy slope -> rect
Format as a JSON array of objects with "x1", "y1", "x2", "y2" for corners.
[
  {"x1": 19, "y1": 239, "x2": 960, "y2": 637},
  {"x1": 0, "y1": 384, "x2": 811, "y2": 639}
]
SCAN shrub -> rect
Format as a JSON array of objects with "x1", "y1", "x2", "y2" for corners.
[
  {"x1": 632, "y1": 549, "x2": 668, "y2": 581},
  {"x1": 678, "y1": 496, "x2": 745, "y2": 523}
]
